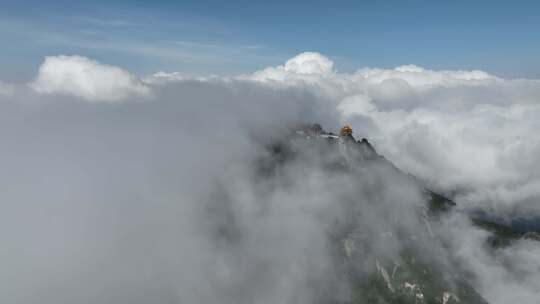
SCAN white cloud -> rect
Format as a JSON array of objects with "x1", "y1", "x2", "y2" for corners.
[
  {"x1": 248, "y1": 52, "x2": 335, "y2": 82},
  {"x1": 336, "y1": 94, "x2": 376, "y2": 116},
  {"x1": 30, "y1": 55, "x2": 149, "y2": 102},
  {"x1": 282, "y1": 52, "x2": 334, "y2": 74},
  {"x1": 245, "y1": 52, "x2": 540, "y2": 218}
]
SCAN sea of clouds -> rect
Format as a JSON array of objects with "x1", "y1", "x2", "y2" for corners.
[
  {"x1": 1, "y1": 53, "x2": 539, "y2": 303},
  {"x1": 28, "y1": 52, "x2": 540, "y2": 219},
  {"x1": 242, "y1": 52, "x2": 540, "y2": 222}
]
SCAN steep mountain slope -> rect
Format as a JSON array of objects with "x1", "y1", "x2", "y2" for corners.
[{"x1": 256, "y1": 124, "x2": 488, "y2": 304}]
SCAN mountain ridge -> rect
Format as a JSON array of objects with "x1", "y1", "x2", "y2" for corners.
[{"x1": 254, "y1": 123, "x2": 491, "y2": 304}]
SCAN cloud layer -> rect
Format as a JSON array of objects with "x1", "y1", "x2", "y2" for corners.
[
  {"x1": 243, "y1": 52, "x2": 540, "y2": 220},
  {"x1": 1, "y1": 53, "x2": 540, "y2": 304}
]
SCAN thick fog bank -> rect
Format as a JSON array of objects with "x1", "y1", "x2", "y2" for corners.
[{"x1": 0, "y1": 54, "x2": 539, "y2": 303}]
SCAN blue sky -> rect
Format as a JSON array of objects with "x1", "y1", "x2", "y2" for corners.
[{"x1": 1, "y1": 0, "x2": 540, "y2": 81}]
